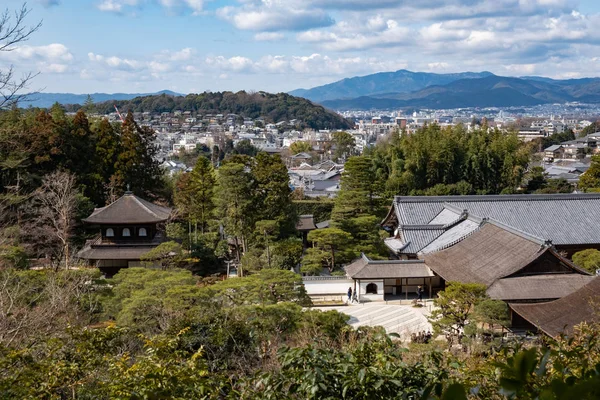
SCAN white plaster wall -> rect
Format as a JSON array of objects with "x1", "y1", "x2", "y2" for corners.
[
  {"x1": 358, "y1": 280, "x2": 384, "y2": 302},
  {"x1": 303, "y1": 278, "x2": 354, "y2": 295}
]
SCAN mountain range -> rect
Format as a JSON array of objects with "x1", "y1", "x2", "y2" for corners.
[
  {"x1": 23, "y1": 90, "x2": 182, "y2": 108},
  {"x1": 290, "y1": 70, "x2": 600, "y2": 110}
]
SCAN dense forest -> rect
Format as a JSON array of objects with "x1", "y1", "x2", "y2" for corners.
[
  {"x1": 63, "y1": 91, "x2": 354, "y2": 130},
  {"x1": 1, "y1": 267, "x2": 600, "y2": 399}
]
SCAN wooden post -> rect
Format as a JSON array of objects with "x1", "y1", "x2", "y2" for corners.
[
  {"x1": 429, "y1": 277, "x2": 432, "y2": 299},
  {"x1": 405, "y1": 278, "x2": 408, "y2": 300}
]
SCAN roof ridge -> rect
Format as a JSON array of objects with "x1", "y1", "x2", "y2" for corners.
[
  {"x1": 132, "y1": 195, "x2": 160, "y2": 219},
  {"x1": 394, "y1": 193, "x2": 600, "y2": 203},
  {"x1": 483, "y1": 218, "x2": 547, "y2": 245}
]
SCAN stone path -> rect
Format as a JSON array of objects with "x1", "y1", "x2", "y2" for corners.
[{"x1": 315, "y1": 302, "x2": 433, "y2": 341}]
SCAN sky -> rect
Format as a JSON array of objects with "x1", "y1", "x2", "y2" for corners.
[{"x1": 1, "y1": 0, "x2": 600, "y2": 94}]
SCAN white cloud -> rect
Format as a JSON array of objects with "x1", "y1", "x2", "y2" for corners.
[
  {"x1": 41, "y1": 63, "x2": 69, "y2": 73},
  {"x1": 254, "y1": 32, "x2": 285, "y2": 41},
  {"x1": 97, "y1": 0, "x2": 204, "y2": 14},
  {"x1": 217, "y1": 3, "x2": 334, "y2": 31},
  {"x1": 8, "y1": 43, "x2": 73, "y2": 62}
]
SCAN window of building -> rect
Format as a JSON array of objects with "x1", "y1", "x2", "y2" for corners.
[
  {"x1": 122, "y1": 228, "x2": 131, "y2": 237},
  {"x1": 139, "y1": 227, "x2": 147, "y2": 237},
  {"x1": 106, "y1": 228, "x2": 114, "y2": 237},
  {"x1": 366, "y1": 283, "x2": 378, "y2": 294}
]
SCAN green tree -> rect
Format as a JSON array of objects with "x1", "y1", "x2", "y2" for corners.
[
  {"x1": 473, "y1": 299, "x2": 511, "y2": 331},
  {"x1": 332, "y1": 156, "x2": 378, "y2": 223},
  {"x1": 140, "y1": 241, "x2": 184, "y2": 270},
  {"x1": 304, "y1": 228, "x2": 352, "y2": 273},
  {"x1": 233, "y1": 139, "x2": 259, "y2": 156},
  {"x1": 572, "y1": 248, "x2": 600, "y2": 274},
  {"x1": 114, "y1": 111, "x2": 161, "y2": 198},
  {"x1": 82, "y1": 94, "x2": 95, "y2": 113},
  {"x1": 429, "y1": 281, "x2": 488, "y2": 344},
  {"x1": 251, "y1": 152, "x2": 296, "y2": 236},
  {"x1": 290, "y1": 141, "x2": 312, "y2": 154},
  {"x1": 215, "y1": 162, "x2": 255, "y2": 264},
  {"x1": 579, "y1": 154, "x2": 600, "y2": 191},
  {"x1": 331, "y1": 131, "x2": 356, "y2": 161},
  {"x1": 175, "y1": 156, "x2": 216, "y2": 238}
]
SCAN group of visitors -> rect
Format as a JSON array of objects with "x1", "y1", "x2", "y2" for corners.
[
  {"x1": 347, "y1": 287, "x2": 358, "y2": 304},
  {"x1": 411, "y1": 330, "x2": 432, "y2": 344}
]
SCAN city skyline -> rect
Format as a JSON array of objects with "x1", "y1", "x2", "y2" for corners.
[{"x1": 1, "y1": 0, "x2": 600, "y2": 94}]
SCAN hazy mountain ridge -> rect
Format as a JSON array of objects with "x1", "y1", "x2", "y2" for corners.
[
  {"x1": 289, "y1": 70, "x2": 494, "y2": 102},
  {"x1": 314, "y1": 74, "x2": 600, "y2": 110},
  {"x1": 24, "y1": 90, "x2": 182, "y2": 108}
]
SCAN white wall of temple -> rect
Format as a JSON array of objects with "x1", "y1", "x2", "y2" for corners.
[
  {"x1": 357, "y1": 279, "x2": 385, "y2": 302},
  {"x1": 302, "y1": 278, "x2": 354, "y2": 295}
]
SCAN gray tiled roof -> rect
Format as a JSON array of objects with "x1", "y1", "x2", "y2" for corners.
[
  {"x1": 392, "y1": 193, "x2": 600, "y2": 245},
  {"x1": 399, "y1": 226, "x2": 446, "y2": 254}
]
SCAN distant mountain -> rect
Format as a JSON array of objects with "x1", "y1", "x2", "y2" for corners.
[
  {"x1": 24, "y1": 90, "x2": 182, "y2": 108},
  {"x1": 289, "y1": 70, "x2": 495, "y2": 102},
  {"x1": 319, "y1": 74, "x2": 600, "y2": 110}
]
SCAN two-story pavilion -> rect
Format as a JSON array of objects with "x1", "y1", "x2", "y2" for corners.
[{"x1": 77, "y1": 191, "x2": 172, "y2": 276}]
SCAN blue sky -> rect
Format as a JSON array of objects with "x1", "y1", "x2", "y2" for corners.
[{"x1": 1, "y1": 0, "x2": 600, "y2": 94}]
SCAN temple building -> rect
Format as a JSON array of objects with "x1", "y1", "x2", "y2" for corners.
[
  {"x1": 77, "y1": 192, "x2": 172, "y2": 276},
  {"x1": 381, "y1": 193, "x2": 600, "y2": 259},
  {"x1": 510, "y1": 277, "x2": 600, "y2": 336}
]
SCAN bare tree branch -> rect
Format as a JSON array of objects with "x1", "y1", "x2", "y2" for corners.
[{"x1": 0, "y1": 3, "x2": 42, "y2": 109}]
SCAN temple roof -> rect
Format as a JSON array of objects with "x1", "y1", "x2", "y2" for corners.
[
  {"x1": 510, "y1": 277, "x2": 600, "y2": 337},
  {"x1": 422, "y1": 221, "x2": 589, "y2": 287},
  {"x1": 83, "y1": 192, "x2": 172, "y2": 224},
  {"x1": 487, "y1": 274, "x2": 594, "y2": 302},
  {"x1": 345, "y1": 253, "x2": 434, "y2": 279},
  {"x1": 77, "y1": 245, "x2": 159, "y2": 260},
  {"x1": 296, "y1": 215, "x2": 317, "y2": 231},
  {"x1": 383, "y1": 193, "x2": 600, "y2": 248}
]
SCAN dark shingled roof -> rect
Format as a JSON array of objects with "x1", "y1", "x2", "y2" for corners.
[
  {"x1": 345, "y1": 254, "x2": 434, "y2": 279},
  {"x1": 423, "y1": 221, "x2": 589, "y2": 289},
  {"x1": 423, "y1": 222, "x2": 547, "y2": 286},
  {"x1": 83, "y1": 193, "x2": 172, "y2": 224},
  {"x1": 510, "y1": 277, "x2": 600, "y2": 337},
  {"x1": 387, "y1": 193, "x2": 600, "y2": 246},
  {"x1": 296, "y1": 215, "x2": 317, "y2": 231},
  {"x1": 487, "y1": 274, "x2": 595, "y2": 301}
]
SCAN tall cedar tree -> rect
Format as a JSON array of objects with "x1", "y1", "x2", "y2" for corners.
[
  {"x1": 251, "y1": 153, "x2": 296, "y2": 236},
  {"x1": 331, "y1": 156, "x2": 386, "y2": 259},
  {"x1": 114, "y1": 112, "x2": 161, "y2": 198},
  {"x1": 215, "y1": 162, "x2": 255, "y2": 263},
  {"x1": 94, "y1": 118, "x2": 120, "y2": 191},
  {"x1": 174, "y1": 156, "x2": 216, "y2": 236},
  {"x1": 332, "y1": 156, "x2": 378, "y2": 223}
]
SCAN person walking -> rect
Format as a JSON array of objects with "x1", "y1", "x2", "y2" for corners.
[
  {"x1": 417, "y1": 285, "x2": 424, "y2": 302},
  {"x1": 347, "y1": 287, "x2": 353, "y2": 303}
]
